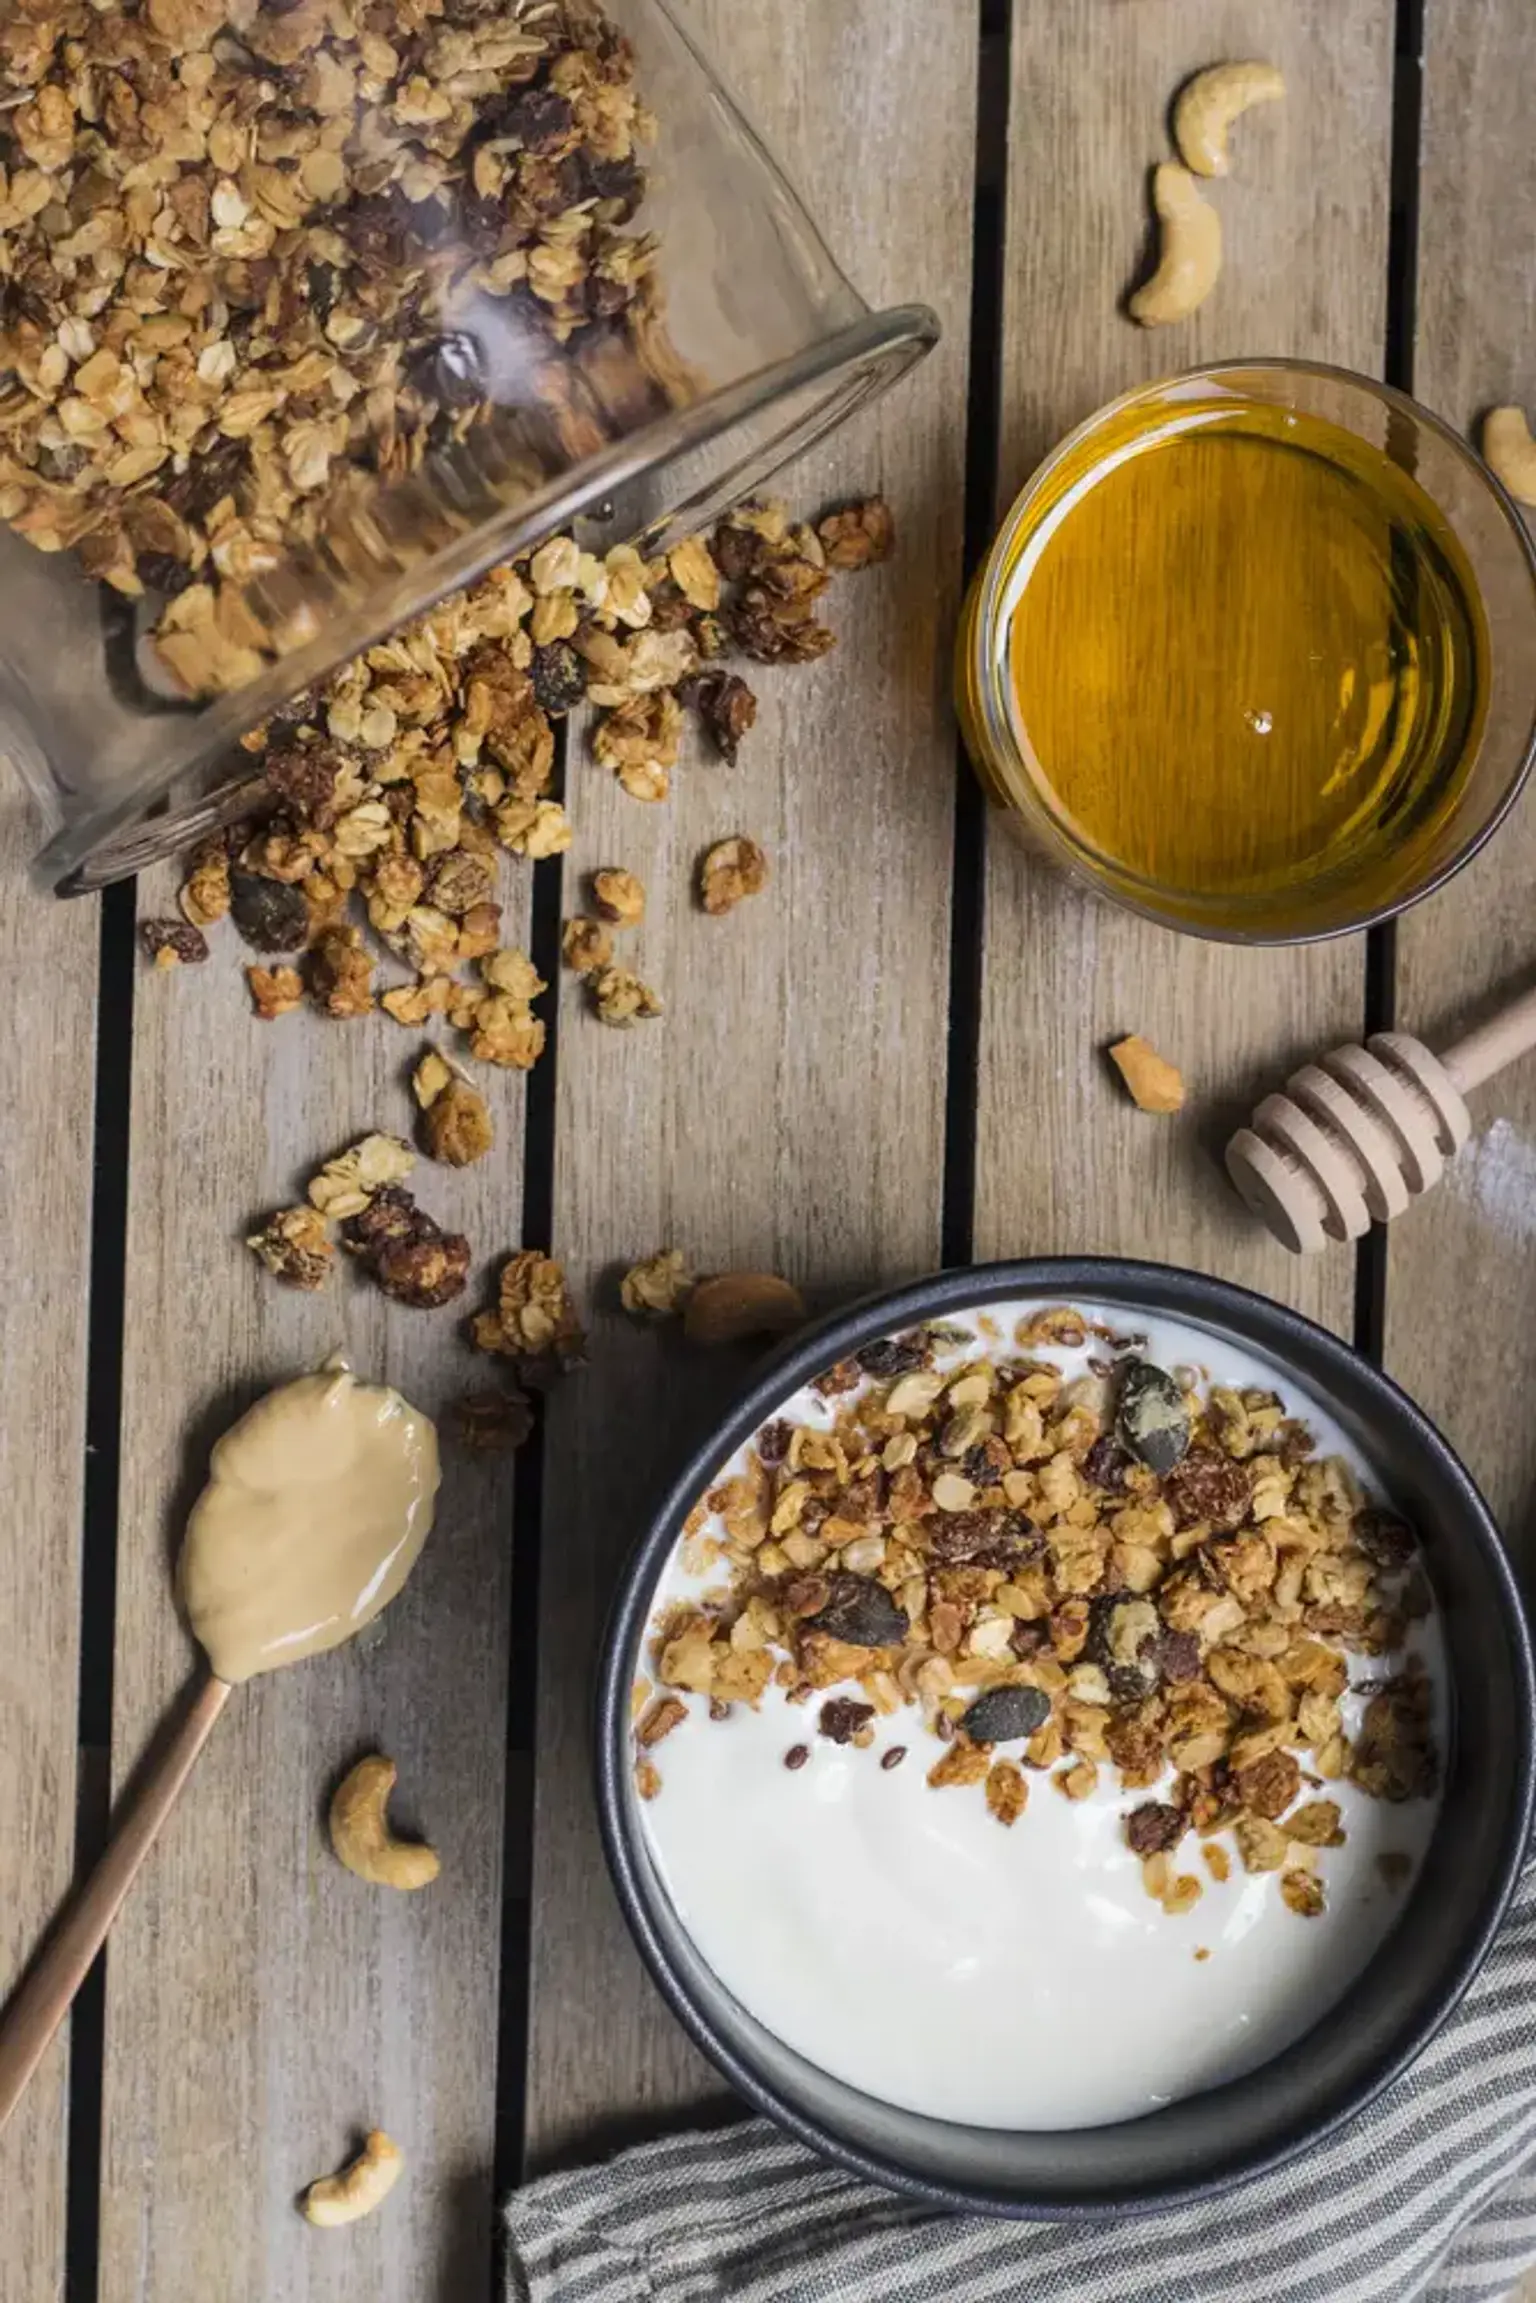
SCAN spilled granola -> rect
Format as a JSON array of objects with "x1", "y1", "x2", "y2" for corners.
[
  {"x1": 247, "y1": 1127, "x2": 469, "y2": 1306},
  {"x1": 637, "y1": 1306, "x2": 1440, "y2": 1922},
  {"x1": 155, "y1": 493, "x2": 887, "y2": 1058},
  {"x1": 471, "y1": 1247, "x2": 583, "y2": 1363},
  {"x1": 412, "y1": 1048, "x2": 493, "y2": 1165}
]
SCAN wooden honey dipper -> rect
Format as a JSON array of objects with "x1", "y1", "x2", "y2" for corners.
[{"x1": 1224, "y1": 983, "x2": 1536, "y2": 1254}]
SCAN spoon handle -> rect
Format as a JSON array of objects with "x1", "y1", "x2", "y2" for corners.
[{"x1": 0, "y1": 1669, "x2": 232, "y2": 2132}]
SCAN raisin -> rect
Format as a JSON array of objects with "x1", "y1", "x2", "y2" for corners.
[
  {"x1": 262, "y1": 739, "x2": 347, "y2": 827},
  {"x1": 783, "y1": 1744, "x2": 810, "y2": 1771},
  {"x1": 755, "y1": 1418, "x2": 792, "y2": 1466},
  {"x1": 139, "y1": 918, "x2": 208, "y2": 967},
  {"x1": 1083, "y1": 1434, "x2": 1131, "y2": 1492},
  {"x1": 582, "y1": 151, "x2": 645, "y2": 216},
  {"x1": 961, "y1": 1685, "x2": 1051, "y2": 1745},
  {"x1": 1353, "y1": 1507, "x2": 1416, "y2": 1571},
  {"x1": 818, "y1": 1697, "x2": 875, "y2": 1745},
  {"x1": 343, "y1": 1186, "x2": 420, "y2": 1258},
  {"x1": 692, "y1": 670, "x2": 758, "y2": 764},
  {"x1": 880, "y1": 1746, "x2": 907, "y2": 1771},
  {"x1": 961, "y1": 1439, "x2": 1007, "y2": 1487},
  {"x1": 1116, "y1": 1359, "x2": 1191, "y2": 1474},
  {"x1": 135, "y1": 550, "x2": 194, "y2": 598},
  {"x1": 343, "y1": 1187, "x2": 470, "y2": 1308},
  {"x1": 459, "y1": 188, "x2": 510, "y2": 257},
  {"x1": 493, "y1": 87, "x2": 576, "y2": 154},
  {"x1": 1162, "y1": 1447, "x2": 1252, "y2": 1532},
  {"x1": 804, "y1": 1574, "x2": 908, "y2": 1649},
  {"x1": 1125, "y1": 1802, "x2": 1186, "y2": 1857},
  {"x1": 229, "y1": 871, "x2": 309, "y2": 954},
  {"x1": 710, "y1": 520, "x2": 765, "y2": 582},
  {"x1": 1010, "y1": 1621, "x2": 1051, "y2": 1660},
  {"x1": 529, "y1": 640, "x2": 589, "y2": 714},
  {"x1": 856, "y1": 1333, "x2": 930, "y2": 1379},
  {"x1": 166, "y1": 437, "x2": 246, "y2": 523}
]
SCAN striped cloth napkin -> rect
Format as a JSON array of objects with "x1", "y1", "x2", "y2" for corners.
[{"x1": 505, "y1": 1871, "x2": 1536, "y2": 2303}]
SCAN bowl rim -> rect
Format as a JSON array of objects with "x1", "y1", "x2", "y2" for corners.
[{"x1": 593, "y1": 1255, "x2": 1536, "y2": 2218}]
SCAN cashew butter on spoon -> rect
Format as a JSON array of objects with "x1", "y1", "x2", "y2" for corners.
[
  {"x1": 179, "y1": 1356, "x2": 439, "y2": 1682},
  {"x1": 0, "y1": 1360, "x2": 438, "y2": 2131}
]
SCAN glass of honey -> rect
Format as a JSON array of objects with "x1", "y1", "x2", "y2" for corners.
[{"x1": 957, "y1": 361, "x2": 1536, "y2": 940}]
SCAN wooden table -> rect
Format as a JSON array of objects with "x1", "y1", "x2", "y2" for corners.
[{"x1": 4, "y1": 2, "x2": 1535, "y2": 2296}]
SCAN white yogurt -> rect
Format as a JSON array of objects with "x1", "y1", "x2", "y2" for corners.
[{"x1": 633, "y1": 1300, "x2": 1448, "y2": 2131}]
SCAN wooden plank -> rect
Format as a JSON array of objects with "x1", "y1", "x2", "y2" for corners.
[
  {"x1": 99, "y1": 871, "x2": 526, "y2": 2301},
  {"x1": 0, "y1": 791, "x2": 96, "y2": 2303},
  {"x1": 1383, "y1": 0, "x2": 1536, "y2": 1543},
  {"x1": 523, "y1": 0, "x2": 977, "y2": 2166},
  {"x1": 973, "y1": 0, "x2": 1395, "y2": 1344}
]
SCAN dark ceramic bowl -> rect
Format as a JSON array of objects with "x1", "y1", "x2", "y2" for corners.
[{"x1": 595, "y1": 1258, "x2": 1536, "y2": 2217}]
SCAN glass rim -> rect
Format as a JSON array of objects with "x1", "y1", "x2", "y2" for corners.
[
  {"x1": 40, "y1": 300, "x2": 939, "y2": 896},
  {"x1": 967, "y1": 356, "x2": 1536, "y2": 947}
]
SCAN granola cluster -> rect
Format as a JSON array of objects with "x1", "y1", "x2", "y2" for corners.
[
  {"x1": 412, "y1": 1045, "x2": 493, "y2": 1165},
  {"x1": 246, "y1": 1117, "x2": 578, "y2": 1447},
  {"x1": 470, "y1": 1245, "x2": 583, "y2": 1361},
  {"x1": 0, "y1": 0, "x2": 688, "y2": 696},
  {"x1": 248, "y1": 1127, "x2": 473, "y2": 1304},
  {"x1": 164, "y1": 493, "x2": 888, "y2": 1053},
  {"x1": 636, "y1": 1307, "x2": 1439, "y2": 1923}
]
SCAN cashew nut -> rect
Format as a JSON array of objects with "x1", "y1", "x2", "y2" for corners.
[
  {"x1": 302, "y1": 2130, "x2": 404, "y2": 2227},
  {"x1": 1108, "y1": 1034, "x2": 1185, "y2": 1114},
  {"x1": 683, "y1": 1272, "x2": 807, "y2": 1347},
  {"x1": 1481, "y1": 406, "x2": 1536, "y2": 507},
  {"x1": 1128, "y1": 163, "x2": 1222, "y2": 327},
  {"x1": 1173, "y1": 62, "x2": 1286, "y2": 177},
  {"x1": 328, "y1": 1754, "x2": 440, "y2": 1890}
]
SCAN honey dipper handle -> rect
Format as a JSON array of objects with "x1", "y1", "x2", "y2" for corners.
[
  {"x1": 1440, "y1": 983, "x2": 1536, "y2": 1096},
  {"x1": 0, "y1": 1669, "x2": 232, "y2": 2133}
]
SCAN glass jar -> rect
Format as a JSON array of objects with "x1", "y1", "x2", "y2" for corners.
[
  {"x1": 957, "y1": 361, "x2": 1536, "y2": 943},
  {"x1": 0, "y1": 0, "x2": 935, "y2": 891}
]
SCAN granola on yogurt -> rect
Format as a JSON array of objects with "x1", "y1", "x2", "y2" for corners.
[{"x1": 638, "y1": 1307, "x2": 1440, "y2": 1922}]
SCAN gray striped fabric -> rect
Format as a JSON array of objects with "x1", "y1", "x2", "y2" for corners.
[{"x1": 505, "y1": 1873, "x2": 1536, "y2": 2303}]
